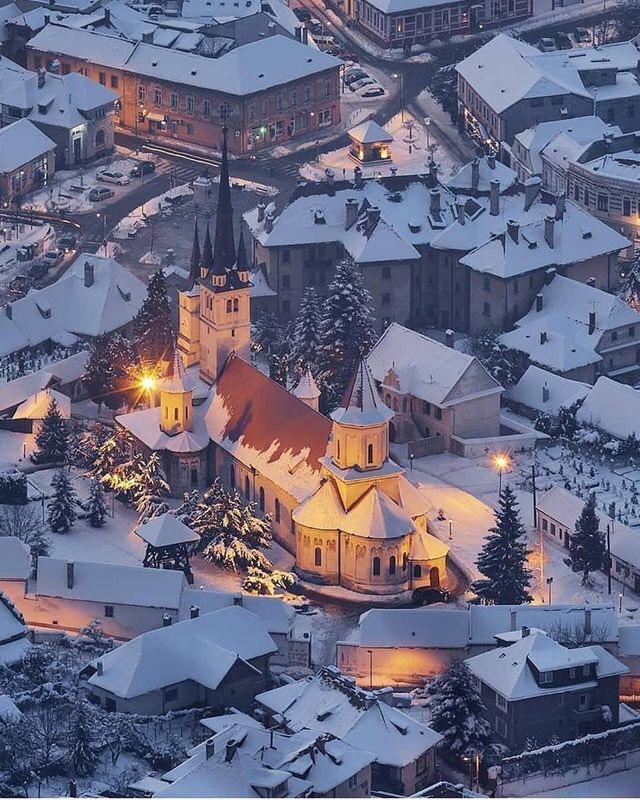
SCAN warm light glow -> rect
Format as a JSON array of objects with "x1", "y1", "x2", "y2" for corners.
[
  {"x1": 493, "y1": 453, "x2": 510, "y2": 471},
  {"x1": 140, "y1": 375, "x2": 157, "y2": 392}
]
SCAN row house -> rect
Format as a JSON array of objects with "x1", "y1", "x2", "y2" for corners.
[{"x1": 26, "y1": 24, "x2": 341, "y2": 155}]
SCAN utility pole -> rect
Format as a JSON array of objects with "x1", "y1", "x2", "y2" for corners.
[
  {"x1": 607, "y1": 523, "x2": 612, "y2": 595},
  {"x1": 531, "y1": 457, "x2": 538, "y2": 528}
]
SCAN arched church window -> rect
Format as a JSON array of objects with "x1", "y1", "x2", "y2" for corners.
[
  {"x1": 414, "y1": 564, "x2": 422, "y2": 578},
  {"x1": 226, "y1": 300, "x2": 232, "y2": 313},
  {"x1": 185, "y1": 406, "x2": 189, "y2": 419},
  {"x1": 389, "y1": 555, "x2": 396, "y2": 575},
  {"x1": 174, "y1": 408, "x2": 178, "y2": 421},
  {"x1": 259, "y1": 486, "x2": 265, "y2": 512},
  {"x1": 233, "y1": 298, "x2": 239, "y2": 312},
  {"x1": 337, "y1": 440, "x2": 341, "y2": 460},
  {"x1": 372, "y1": 556, "x2": 380, "y2": 576},
  {"x1": 367, "y1": 443, "x2": 374, "y2": 464},
  {"x1": 314, "y1": 547, "x2": 322, "y2": 567},
  {"x1": 164, "y1": 406, "x2": 168, "y2": 418}
]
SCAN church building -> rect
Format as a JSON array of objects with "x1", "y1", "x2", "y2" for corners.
[{"x1": 116, "y1": 129, "x2": 449, "y2": 596}]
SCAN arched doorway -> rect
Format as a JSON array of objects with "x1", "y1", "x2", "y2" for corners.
[{"x1": 430, "y1": 566, "x2": 440, "y2": 587}]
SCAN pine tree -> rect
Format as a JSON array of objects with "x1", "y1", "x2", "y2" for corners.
[
  {"x1": 133, "y1": 452, "x2": 170, "y2": 524},
  {"x1": 47, "y1": 470, "x2": 78, "y2": 533},
  {"x1": 570, "y1": 494, "x2": 605, "y2": 585},
  {"x1": 87, "y1": 478, "x2": 107, "y2": 528},
  {"x1": 68, "y1": 700, "x2": 97, "y2": 777},
  {"x1": 133, "y1": 269, "x2": 173, "y2": 363},
  {"x1": 93, "y1": 428, "x2": 131, "y2": 488},
  {"x1": 316, "y1": 258, "x2": 376, "y2": 412},
  {"x1": 473, "y1": 485, "x2": 532, "y2": 605},
  {"x1": 34, "y1": 398, "x2": 68, "y2": 464},
  {"x1": 85, "y1": 333, "x2": 117, "y2": 401},
  {"x1": 619, "y1": 253, "x2": 640, "y2": 312},
  {"x1": 290, "y1": 286, "x2": 321, "y2": 375},
  {"x1": 426, "y1": 660, "x2": 492, "y2": 762},
  {"x1": 173, "y1": 489, "x2": 201, "y2": 527}
]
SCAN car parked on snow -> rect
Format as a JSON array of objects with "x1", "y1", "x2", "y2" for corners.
[
  {"x1": 130, "y1": 160, "x2": 156, "y2": 177},
  {"x1": 537, "y1": 37, "x2": 556, "y2": 52},
  {"x1": 357, "y1": 83, "x2": 385, "y2": 97},
  {"x1": 412, "y1": 586, "x2": 450, "y2": 606},
  {"x1": 344, "y1": 69, "x2": 368, "y2": 86},
  {"x1": 349, "y1": 77, "x2": 376, "y2": 92},
  {"x1": 96, "y1": 170, "x2": 130, "y2": 186},
  {"x1": 57, "y1": 234, "x2": 77, "y2": 252},
  {"x1": 554, "y1": 31, "x2": 572, "y2": 49},
  {"x1": 89, "y1": 186, "x2": 115, "y2": 202}
]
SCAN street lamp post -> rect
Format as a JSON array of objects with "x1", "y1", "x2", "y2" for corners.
[
  {"x1": 493, "y1": 454, "x2": 510, "y2": 496},
  {"x1": 424, "y1": 116, "x2": 431, "y2": 151},
  {"x1": 546, "y1": 576, "x2": 553, "y2": 605},
  {"x1": 393, "y1": 72, "x2": 405, "y2": 122}
]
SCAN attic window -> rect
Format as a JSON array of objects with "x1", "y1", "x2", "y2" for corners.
[
  {"x1": 117, "y1": 286, "x2": 131, "y2": 301},
  {"x1": 392, "y1": 721, "x2": 408, "y2": 735},
  {"x1": 35, "y1": 302, "x2": 51, "y2": 319},
  {"x1": 316, "y1": 709, "x2": 333, "y2": 721}
]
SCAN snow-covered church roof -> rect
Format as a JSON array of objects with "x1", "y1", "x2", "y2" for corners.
[{"x1": 331, "y1": 359, "x2": 393, "y2": 427}]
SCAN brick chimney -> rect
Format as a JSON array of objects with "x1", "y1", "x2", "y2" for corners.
[
  {"x1": 96, "y1": 660, "x2": 103, "y2": 675},
  {"x1": 367, "y1": 205, "x2": 381, "y2": 226},
  {"x1": 84, "y1": 261, "x2": 94, "y2": 287},
  {"x1": 345, "y1": 197, "x2": 358, "y2": 229},
  {"x1": 555, "y1": 193, "x2": 566, "y2": 220},
  {"x1": 205, "y1": 739, "x2": 215, "y2": 759},
  {"x1": 542, "y1": 383, "x2": 550, "y2": 403},
  {"x1": 540, "y1": 331, "x2": 547, "y2": 345},
  {"x1": 588, "y1": 310, "x2": 596, "y2": 335},
  {"x1": 189, "y1": 605, "x2": 200, "y2": 619},
  {"x1": 257, "y1": 202, "x2": 265, "y2": 223},
  {"x1": 429, "y1": 188, "x2": 441, "y2": 212},
  {"x1": 66, "y1": 561, "x2": 74, "y2": 589},
  {"x1": 353, "y1": 166, "x2": 363, "y2": 189},
  {"x1": 162, "y1": 613, "x2": 172, "y2": 627},
  {"x1": 445, "y1": 328, "x2": 455, "y2": 348},
  {"x1": 489, "y1": 179, "x2": 500, "y2": 216},
  {"x1": 456, "y1": 201, "x2": 465, "y2": 225},
  {"x1": 5, "y1": 303, "x2": 11, "y2": 319},
  {"x1": 233, "y1": 592, "x2": 243, "y2": 606},
  {"x1": 225, "y1": 739, "x2": 238, "y2": 762},
  {"x1": 521, "y1": 625, "x2": 530, "y2": 638},
  {"x1": 507, "y1": 219, "x2": 519, "y2": 243},
  {"x1": 487, "y1": 153, "x2": 496, "y2": 170},
  {"x1": 535, "y1": 293, "x2": 543, "y2": 312},
  {"x1": 37, "y1": 67, "x2": 46, "y2": 89},
  {"x1": 470, "y1": 157, "x2": 480, "y2": 194},
  {"x1": 524, "y1": 177, "x2": 541, "y2": 211},
  {"x1": 545, "y1": 267, "x2": 556, "y2": 285}
]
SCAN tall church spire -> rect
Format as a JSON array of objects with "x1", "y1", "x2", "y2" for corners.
[
  {"x1": 211, "y1": 126, "x2": 236, "y2": 277},
  {"x1": 200, "y1": 222, "x2": 214, "y2": 277},
  {"x1": 188, "y1": 218, "x2": 201, "y2": 288}
]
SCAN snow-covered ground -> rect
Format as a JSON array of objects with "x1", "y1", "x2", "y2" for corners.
[
  {"x1": 0, "y1": 219, "x2": 56, "y2": 290},
  {"x1": 533, "y1": 764, "x2": 640, "y2": 797},
  {"x1": 300, "y1": 111, "x2": 458, "y2": 182}
]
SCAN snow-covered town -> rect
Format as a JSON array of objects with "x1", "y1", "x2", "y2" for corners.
[{"x1": 3, "y1": 0, "x2": 640, "y2": 797}]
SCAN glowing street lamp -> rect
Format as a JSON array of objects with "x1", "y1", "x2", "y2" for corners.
[
  {"x1": 140, "y1": 374, "x2": 156, "y2": 392},
  {"x1": 493, "y1": 453, "x2": 510, "y2": 495}
]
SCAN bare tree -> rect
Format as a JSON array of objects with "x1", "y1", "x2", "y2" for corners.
[{"x1": 0, "y1": 504, "x2": 50, "y2": 572}]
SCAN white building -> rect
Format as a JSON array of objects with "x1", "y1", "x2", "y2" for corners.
[{"x1": 576, "y1": 375, "x2": 640, "y2": 439}]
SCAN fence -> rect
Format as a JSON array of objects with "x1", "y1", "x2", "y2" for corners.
[{"x1": 408, "y1": 435, "x2": 445, "y2": 459}]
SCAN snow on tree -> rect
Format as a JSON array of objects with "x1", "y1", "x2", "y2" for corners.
[
  {"x1": 251, "y1": 311, "x2": 293, "y2": 385},
  {"x1": 47, "y1": 470, "x2": 78, "y2": 533},
  {"x1": 85, "y1": 333, "x2": 117, "y2": 401},
  {"x1": 200, "y1": 484, "x2": 272, "y2": 571},
  {"x1": 87, "y1": 478, "x2": 107, "y2": 528},
  {"x1": 67, "y1": 700, "x2": 97, "y2": 777},
  {"x1": 316, "y1": 258, "x2": 376, "y2": 412},
  {"x1": 33, "y1": 398, "x2": 69, "y2": 465},
  {"x1": 242, "y1": 567, "x2": 296, "y2": 595},
  {"x1": 93, "y1": 428, "x2": 132, "y2": 489},
  {"x1": 425, "y1": 660, "x2": 492, "y2": 762},
  {"x1": 85, "y1": 334, "x2": 139, "y2": 409},
  {"x1": 569, "y1": 493, "x2": 606, "y2": 585},
  {"x1": 133, "y1": 269, "x2": 174, "y2": 364},
  {"x1": 132, "y1": 453, "x2": 170, "y2": 524},
  {"x1": 469, "y1": 329, "x2": 521, "y2": 387},
  {"x1": 75, "y1": 619, "x2": 115, "y2": 653},
  {"x1": 71, "y1": 423, "x2": 109, "y2": 469},
  {"x1": 290, "y1": 286, "x2": 321, "y2": 376},
  {"x1": 173, "y1": 489, "x2": 201, "y2": 527},
  {"x1": 473, "y1": 485, "x2": 532, "y2": 605},
  {"x1": 534, "y1": 400, "x2": 581, "y2": 439}
]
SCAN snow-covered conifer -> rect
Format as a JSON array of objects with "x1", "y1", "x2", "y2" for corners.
[
  {"x1": 290, "y1": 286, "x2": 321, "y2": 375},
  {"x1": 133, "y1": 269, "x2": 173, "y2": 363},
  {"x1": 47, "y1": 470, "x2": 78, "y2": 533},
  {"x1": 34, "y1": 398, "x2": 69, "y2": 464},
  {"x1": 68, "y1": 700, "x2": 97, "y2": 777},
  {"x1": 87, "y1": 478, "x2": 107, "y2": 528},
  {"x1": 569, "y1": 493, "x2": 605, "y2": 585},
  {"x1": 133, "y1": 453, "x2": 170, "y2": 524}
]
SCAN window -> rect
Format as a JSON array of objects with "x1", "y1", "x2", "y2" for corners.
[
  {"x1": 226, "y1": 299, "x2": 232, "y2": 313},
  {"x1": 233, "y1": 298, "x2": 239, "y2": 312},
  {"x1": 483, "y1": 276, "x2": 491, "y2": 292},
  {"x1": 389, "y1": 555, "x2": 396, "y2": 575},
  {"x1": 578, "y1": 693, "x2": 589, "y2": 711},
  {"x1": 434, "y1": 407, "x2": 442, "y2": 421},
  {"x1": 483, "y1": 302, "x2": 490, "y2": 317},
  {"x1": 597, "y1": 194, "x2": 609, "y2": 212},
  {"x1": 104, "y1": 605, "x2": 114, "y2": 617},
  {"x1": 584, "y1": 188, "x2": 589, "y2": 206},
  {"x1": 163, "y1": 688, "x2": 178, "y2": 703},
  {"x1": 245, "y1": 475, "x2": 250, "y2": 498},
  {"x1": 275, "y1": 498, "x2": 281, "y2": 523},
  {"x1": 402, "y1": 553, "x2": 407, "y2": 571},
  {"x1": 495, "y1": 693, "x2": 507, "y2": 711},
  {"x1": 282, "y1": 248, "x2": 290, "y2": 264},
  {"x1": 569, "y1": 667, "x2": 576, "y2": 679},
  {"x1": 170, "y1": 91, "x2": 178, "y2": 108},
  {"x1": 624, "y1": 198, "x2": 632, "y2": 216},
  {"x1": 367, "y1": 443, "x2": 374, "y2": 464},
  {"x1": 422, "y1": 401, "x2": 431, "y2": 415},
  {"x1": 99, "y1": 72, "x2": 106, "y2": 85},
  {"x1": 348, "y1": 775, "x2": 358, "y2": 790},
  {"x1": 323, "y1": 80, "x2": 331, "y2": 97},
  {"x1": 258, "y1": 487, "x2": 265, "y2": 512},
  {"x1": 382, "y1": 266, "x2": 391, "y2": 279},
  {"x1": 95, "y1": 129, "x2": 106, "y2": 148},
  {"x1": 174, "y1": 408, "x2": 178, "y2": 421},
  {"x1": 631, "y1": 326, "x2": 636, "y2": 337},
  {"x1": 612, "y1": 330, "x2": 618, "y2": 342},
  {"x1": 154, "y1": 88, "x2": 162, "y2": 105},
  {"x1": 315, "y1": 546, "x2": 322, "y2": 567},
  {"x1": 542, "y1": 518, "x2": 548, "y2": 531},
  {"x1": 203, "y1": 99, "x2": 211, "y2": 118},
  {"x1": 414, "y1": 564, "x2": 422, "y2": 578},
  {"x1": 550, "y1": 523, "x2": 556, "y2": 536},
  {"x1": 304, "y1": 86, "x2": 311, "y2": 102},
  {"x1": 186, "y1": 96, "x2": 195, "y2": 114},
  {"x1": 281, "y1": 274, "x2": 290, "y2": 288},
  {"x1": 372, "y1": 556, "x2": 381, "y2": 576},
  {"x1": 539, "y1": 670, "x2": 553, "y2": 684},
  {"x1": 582, "y1": 664, "x2": 590, "y2": 677}
]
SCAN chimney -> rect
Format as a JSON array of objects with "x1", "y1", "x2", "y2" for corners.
[
  {"x1": 96, "y1": 660, "x2": 103, "y2": 676},
  {"x1": 540, "y1": 331, "x2": 547, "y2": 345},
  {"x1": 257, "y1": 202, "x2": 265, "y2": 223},
  {"x1": 162, "y1": 613, "x2": 172, "y2": 627},
  {"x1": 390, "y1": 166, "x2": 398, "y2": 177},
  {"x1": 69, "y1": 781, "x2": 77, "y2": 799},
  {"x1": 37, "y1": 67, "x2": 45, "y2": 89},
  {"x1": 84, "y1": 261, "x2": 94, "y2": 287},
  {"x1": 189, "y1": 605, "x2": 200, "y2": 619},
  {"x1": 104, "y1": 6, "x2": 110, "y2": 23},
  {"x1": 545, "y1": 267, "x2": 556, "y2": 285},
  {"x1": 66, "y1": 561, "x2": 74, "y2": 589},
  {"x1": 555, "y1": 193, "x2": 566, "y2": 220},
  {"x1": 506, "y1": 219, "x2": 519, "y2": 243},
  {"x1": 429, "y1": 188, "x2": 441, "y2": 212},
  {"x1": 535, "y1": 293, "x2": 543, "y2": 313},
  {"x1": 445, "y1": 328, "x2": 455, "y2": 348},
  {"x1": 233, "y1": 592, "x2": 243, "y2": 606},
  {"x1": 544, "y1": 215, "x2": 555, "y2": 249},
  {"x1": 44, "y1": 13, "x2": 50, "y2": 24},
  {"x1": 586, "y1": 276, "x2": 596, "y2": 287},
  {"x1": 294, "y1": 24, "x2": 302, "y2": 40},
  {"x1": 588, "y1": 310, "x2": 596, "y2": 335},
  {"x1": 354, "y1": 166, "x2": 363, "y2": 189},
  {"x1": 205, "y1": 739, "x2": 215, "y2": 759},
  {"x1": 510, "y1": 610, "x2": 517, "y2": 631},
  {"x1": 367, "y1": 205, "x2": 381, "y2": 226},
  {"x1": 265, "y1": 211, "x2": 274, "y2": 234},
  {"x1": 316, "y1": 736, "x2": 326, "y2": 754},
  {"x1": 456, "y1": 201, "x2": 465, "y2": 225},
  {"x1": 585, "y1": 608, "x2": 592, "y2": 636},
  {"x1": 302, "y1": 26, "x2": 308, "y2": 44},
  {"x1": 225, "y1": 739, "x2": 238, "y2": 763},
  {"x1": 524, "y1": 177, "x2": 541, "y2": 211},
  {"x1": 521, "y1": 625, "x2": 530, "y2": 638},
  {"x1": 325, "y1": 168, "x2": 334, "y2": 186},
  {"x1": 5, "y1": 303, "x2": 11, "y2": 319},
  {"x1": 542, "y1": 383, "x2": 550, "y2": 404},
  {"x1": 471, "y1": 157, "x2": 480, "y2": 193},
  {"x1": 489, "y1": 180, "x2": 500, "y2": 216},
  {"x1": 487, "y1": 153, "x2": 496, "y2": 170},
  {"x1": 345, "y1": 197, "x2": 358, "y2": 229}
]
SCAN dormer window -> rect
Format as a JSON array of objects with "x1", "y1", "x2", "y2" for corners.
[{"x1": 539, "y1": 670, "x2": 553, "y2": 684}]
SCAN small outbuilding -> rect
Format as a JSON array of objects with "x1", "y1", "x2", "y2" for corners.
[
  {"x1": 348, "y1": 120, "x2": 393, "y2": 164},
  {"x1": 135, "y1": 512, "x2": 199, "y2": 583}
]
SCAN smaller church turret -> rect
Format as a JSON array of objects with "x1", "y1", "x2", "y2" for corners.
[
  {"x1": 159, "y1": 351, "x2": 193, "y2": 436},
  {"x1": 330, "y1": 359, "x2": 393, "y2": 472},
  {"x1": 293, "y1": 368, "x2": 320, "y2": 412}
]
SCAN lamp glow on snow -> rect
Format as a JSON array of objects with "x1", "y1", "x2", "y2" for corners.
[{"x1": 493, "y1": 453, "x2": 511, "y2": 495}]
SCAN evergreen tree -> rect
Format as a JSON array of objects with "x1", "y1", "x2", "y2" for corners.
[
  {"x1": 570, "y1": 494, "x2": 606, "y2": 585},
  {"x1": 290, "y1": 286, "x2": 321, "y2": 375},
  {"x1": 133, "y1": 452, "x2": 170, "y2": 524},
  {"x1": 87, "y1": 478, "x2": 107, "y2": 528},
  {"x1": 133, "y1": 269, "x2": 173, "y2": 363},
  {"x1": 33, "y1": 398, "x2": 68, "y2": 464},
  {"x1": 173, "y1": 489, "x2": 201, "y2": 527},
  {"x1": 316, "y1": 258, "x2": 376, "y2": 411},
  {"x1": 71, "y1": 423, "x2": 109, "y2": 469},
  {"x1": 473, "y1": 485, "x2": 532, "y2": 604},
  {"x1": 93, "y1": 428, "x2": 131, "y2": 488},
  {"x1": 619, "y1": 253, "x2": 640, "y2": 312},
  {"x1": 251, "y1": 312, "x2": 292, "y2": 385},
  {"x1": 426, "y1": 660, "x2": 492, "y2": 762},
  {"x1": 47, "y1": 470, "x2": 78, "y2": 533},
  {"x1": 85, "y1": 333, "x2": 116, "y2": 402},
  {"x1": 67, "y1": 700, "x2": 97, "y2": 777}
]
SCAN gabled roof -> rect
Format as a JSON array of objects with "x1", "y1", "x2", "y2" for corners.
[
  {"x1": 135, "y1": 513, "x2": 199, "y2": 547},
  {"x1": 13, "y1": 387, "x2": 70, "y2": 420},
  {"x1": 446, "y1": 155, "x2": 518, "y2": 195},
  {"x1": 368, "y1": 323, "x2": 502, "y2": 407},
  {"x1": 577, "y1": 375, "x2": 640, "y2": 439},
  {"x1": 0, "y1": 537, "x2": 31, "y2": 580},
  {"x1": 507, "y1": 365, "x2": 590, "y2": 415},
  {"x1": 0, "y1": 119, "x2": 55, "y2": 173},
  {"x1": 204, "y1": 355, "x2": 332, "y2": 502},
  {"x1": 356, "y1": 608, "x2": 469, "y2": 648}
]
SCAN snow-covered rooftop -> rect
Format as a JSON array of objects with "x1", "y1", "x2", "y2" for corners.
[
  {"x1": 368, "y1": 323, "x2": 502, "y2": 407},
  {"x1": 85, "y1": 605, "x2": 276, "y2": 698},
  {"x1": 13, "y1": 387, "x2": 70, "y2": 420},
  {"x1": 356, "y1": 607, "x2": 469, "y2": 648},
  {"x1": 446, "y1": 155, "x2": 517, "y2": 195},
  {"x1": 348, "y1": 119, "x2": 393, "y2": 145},
  {"x1": 577, "y1": 376, "x2": 640, "y2": 439},
  {"x1": 135, "y1": 512, "x2": 199, "y2": 548},
  {"x1": 0, "y1": 254, "x2": 146, "y2": 358},
  {"x1": 179, "y1": 588, "x2": 294, "y2": 635},
  {"x1": 331, "y1": 360, "x2": 393, "y2": 427},
  {"x1": 0, "y1": 537, "x2": 31, "y2": 580},
  {"x1": 0, "y1": 118, "x2": 55, "y2": 173},
  {"x1": 506, "y1": 365, "x2": 591, "y2": 415},
  {"x1": 36, "y1": 556, "x2": 186, "y2": 608}
]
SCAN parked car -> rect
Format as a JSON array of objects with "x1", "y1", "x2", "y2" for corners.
[
  {"x1": 96, "y1": 170, "x2": 130, "y2": 186},
  {"x1": 89, "y1": 186, "x2": 115, "y2": 202},
  {"x1": 130, "y1": 160, "x2": 156, "y2": 177},
  {"x1": 293, "y1": 6, "x2": 311, "y2": 21},
  {"x1": 574, "y1": 26, "x2": 590, "y2": 42},
  {"x1": 28, "y1": 259, "x2": 50, "y2": 279},
  {"x1": 357, "y1": 83, "x2": 385, "y2": 97},
  {"x1": 43, "y1": 249, "x2": 62, "y2": 266},
  {"x1": 350, "y1": 77, "x2": 376, "y2": 92},
  {"x1": 344, "y1": 69, "x2": 368, "y2": 85},
  {"x1": 57, "y1": 233, "x2": 77, "y2": 252},
  {"x1": 537, "y1": 37, "x2": 556, "y2": 52},
  {"x1": 554, "y1": 31, "x2": 572, "y2": 49},
  {"x1": 412, "y1": 587, "x2": 450, "y2": 606}
]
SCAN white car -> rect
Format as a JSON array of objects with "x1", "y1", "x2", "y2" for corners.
[
  {"x1": 357, "y1": 83, "x2": 385, "y2": 98},
  {"x1": 96, "y1": 169, "x2": 130, "y2": 186}
]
